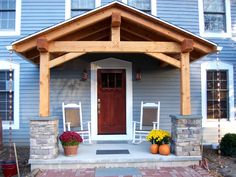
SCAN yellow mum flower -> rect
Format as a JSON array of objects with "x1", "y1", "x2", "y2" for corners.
[{"x1": 146, "y1": 129, "x2": 171, "y2": 144}]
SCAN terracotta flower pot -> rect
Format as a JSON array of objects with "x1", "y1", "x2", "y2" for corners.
[
  {"x1": 150, "y1": 144, "x2": 159, "y2": 154},
  {"x1": 63, "y1": 145, "x2": 79, "y2": 156},
  {"x1": 159, "y1": 144, "x2": 170, "y2": 155}
]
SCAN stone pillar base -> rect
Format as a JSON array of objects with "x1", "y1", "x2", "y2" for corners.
[
  {"x1": 170, "y1": 115, "x2": 202, "y2": 156},
  {"x1": 30, "y1": 117, "x2": 59, "y2": 159}
]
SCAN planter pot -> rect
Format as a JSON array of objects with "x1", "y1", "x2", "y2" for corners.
[
  {"x1": 150, "y1": 144, "x2": 159, "y2": 154},
  {"x1": 0, "y1": 160, "x2": 17, "y2": 177},
  {"x1": 63, "y1": 145, "x2": 79, "y2": 156},
  {"x1": 159, "y1": 144, "x2": 170, "y2": 156}
]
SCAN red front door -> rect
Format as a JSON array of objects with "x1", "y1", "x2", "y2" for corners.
[{"x1": 97, "y1": 69, "x2": 126, "y2": 134}]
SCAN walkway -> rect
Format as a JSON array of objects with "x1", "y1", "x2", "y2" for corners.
[{"x1": 36, "y1": 166, "x2": 213, "y2": 177}]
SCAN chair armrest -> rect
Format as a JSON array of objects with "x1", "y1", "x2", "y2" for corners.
[
  {"x1": 65, "y1": 122, "x2": 71, "y2": 131},
  {"x1": 133, "y1": 121, "x2": 141, "y2": 130},
  {"x1": 81, "y1": 121, "x2": 91, "y2": 130},
  {"x1": 152, "y1": 122, "x2": 159, "y2": 129},
  {"x1": 133, "y1": 121, "x2": 141, "y2": 125}
]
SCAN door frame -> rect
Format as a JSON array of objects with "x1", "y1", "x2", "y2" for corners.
[{"x1": 90, "y1": 58, "x2": 133, "y2": 140}]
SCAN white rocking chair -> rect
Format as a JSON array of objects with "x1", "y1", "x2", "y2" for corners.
[
  {"x1": 62, "y1": 102, "x2": 92, "y2": 144},
  {"x1": 132, "y1": 101, "x2": 160, "y2": 144}
]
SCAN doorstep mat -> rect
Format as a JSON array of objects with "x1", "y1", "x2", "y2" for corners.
[
  {"x1": 95, "y1": 167, "x2": 142, "y2": 177},
  {"x1": 96, "y1": 149, "x2": 130, "y2": 155}
]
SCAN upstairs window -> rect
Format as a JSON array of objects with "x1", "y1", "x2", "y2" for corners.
[
  {"x1": 71, "y1": 0, "x2": 95, "y2": 17},
  {"x1": 128, "y1": 0, "x2": 151, "y2": 14},
  {"x1": 0, "y1": 0, "x2": 15, "y2": 31},
  {"x1": 199, "y1": 0, "x2": 231, "y2": 37},
  {"x1": 0, "y1": 0, "x2": 21, "y2": 36},
  {"x1": 66, "y1": 0, "x2": 157, "y2": 19},
  {"x1": 204, "y1": 0, "x2": 226, "y2": 33}
]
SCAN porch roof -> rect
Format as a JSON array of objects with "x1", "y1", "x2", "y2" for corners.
[{"x1": 11, "y1": 1, "x2": 218, "y2": 66}]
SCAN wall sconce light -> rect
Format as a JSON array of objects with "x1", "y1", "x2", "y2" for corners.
[
  {"x1": 82, "y1": 70, "x2": 88, "y2": 81},
  {"x1": 136, "y1": 69, "x2": 141, "y2": 81}
]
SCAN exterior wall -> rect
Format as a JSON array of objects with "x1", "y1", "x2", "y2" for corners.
[
  {"x1": 0, "y1": 0, "x2": 235, "y2": 145},
  {"x1": 0, "y1": 0, "x2": 65, "y2": 145},
  {"x1": 232, "y1": 0, "x2": 236, "y2": 37}
]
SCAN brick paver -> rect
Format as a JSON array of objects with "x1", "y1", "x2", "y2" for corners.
[{"x1": 36, "y1": 166, "x2": 213, "y2": 177}]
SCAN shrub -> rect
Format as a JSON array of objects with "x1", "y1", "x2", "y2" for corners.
[{"x1": 220, "y1": 133, "x2": 236, "y2": 156}]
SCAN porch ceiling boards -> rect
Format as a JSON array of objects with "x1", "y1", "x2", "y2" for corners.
[{"x1": 11, "y1": 1, "x2": 218, "y2": 117}]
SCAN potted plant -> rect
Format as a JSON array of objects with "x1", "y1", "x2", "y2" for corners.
[
  {"x1": 59, "y1": 131, "x2": 83, "y2": 156},
  {"x1": 158, "y1": 130, "x2": 171, "y2": 156},
  {"x1": 146, "y1": 129, "x2": 161, "y2": 154},
  {"x1": 146, "y1": 129, "x2": 171, "y2": 155}
]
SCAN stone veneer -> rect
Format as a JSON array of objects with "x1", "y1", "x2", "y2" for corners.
[
  {"x1": 170, "y1": 115, "x2": 202, "y2": 156},
  {"x1": 30, "y1": 117, "x2": 59, "y2": 159}
]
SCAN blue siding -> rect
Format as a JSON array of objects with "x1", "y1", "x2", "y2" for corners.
[
  {"x1": 0, "y1": 0, "x2": 236, "y2": 145},
  {"x1": 232, "y1": 0, "x2": 236, "y2": 37},
  {"x1": 1, "y1": 0, "x2": 65, "y2": 145},
  {"x1": 157, "y1": 0, "x2": 199, "y2": 34}
]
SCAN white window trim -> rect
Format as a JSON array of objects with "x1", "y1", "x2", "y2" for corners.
[
  {"x1": 201, "y1": 61, "x2": 234, "y2": 127},
  {"x1": 0, "y1": 0, "x2": 21, "y2": 36},
  {"x1": 65, "y1": 0, "x2": 157, "y2": 19},
  {"x1": 90, "y1": 58, "x2": 133, "y2": 141},
  {"x1": 0, "y1": 60, "x2": 20, "y2": 130},
  {"x1": 198, "y1": 0, "x2": 231, "y2": 38}
]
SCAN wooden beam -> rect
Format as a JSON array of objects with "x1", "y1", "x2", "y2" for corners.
[
  {"x1": 121, "y1": 31, "x2": 147, "y2": 41},
  {"x1": 12, "y1": 10, "x2": 112, "y2": 52},
  {"x1": 160, "y1": 62, "x2": 169, "y2": 68},
  {"x1": 39, "y1": 52, "x2": 50, "y2": 117},
  {"x1": 59, "y1": 20, "x2": 110, "y2": 41},
  {"x1": 180, "y1": 52, "x2": 191, "y2": 115},
  {"x1": 48, "y1": 41, "x2": 181, "y2": 53},
  {"x1": 181, "y1": 39, "x2": 193, "y2": 53},
  {"x1": 111, "y1": 12, "x2": 121, "y2": 42},
  {"x1": 111, "y1": 12, "x2": 121, "y2": 27},
  {"x1": 120, "y1": 9, "x2": 214, "y2": 54},
  {"x1": 146, "y1": 52, "x2": 180, "y2": 68},
  {"x1": 37, "y1": 38, "x2": 48, "y2": 52},
  {"x1": 81, "y1": 29, "x2": 109, "y2": 41},
  {"x1": 49, "y1": 53, "x2": 85, "y2": 68}
]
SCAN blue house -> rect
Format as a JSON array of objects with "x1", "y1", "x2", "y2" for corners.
[{"x1": 0, "y1": 0, "x2": 236, "y2": 149}]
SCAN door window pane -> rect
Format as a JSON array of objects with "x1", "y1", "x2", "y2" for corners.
[{"x1": 101, "y1": 72, "x2": 123, "y2": 89}]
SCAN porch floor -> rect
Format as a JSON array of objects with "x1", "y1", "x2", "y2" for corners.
[{"x1": 29, "y1": 141, "x2": 201, "y2": 170}]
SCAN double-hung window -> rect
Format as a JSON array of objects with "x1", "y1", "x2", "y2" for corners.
[
  {"x1": 201, "y1": 61, "x2": 234, "y2": 127},
  {"x1": 71, "y1": 0, "x2": 95, "y2": 17},
  {"x1": 0, "y1": 61, "x2": 20, "y2": 129},
  {"x1": 206, "y1": 70, "x2": 228, "y2": 119},
  {"x1": 0, "y1": 0, "x2": 21, "y2": 36},
  {"x1": 127, "y1": 0, "x2": 151, "y2": 14},
  {"x1": 199, "y1": 0, "x2": 231, "y2": 37},
  {"x1": 66, "y1": 0, "x2": 157, "y2": 19}
]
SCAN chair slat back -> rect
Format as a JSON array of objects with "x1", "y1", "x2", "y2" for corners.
[
  {"x1": 142, "y1": 108, "x2": 158, "y2": 126},
  {"x1": 140, "y1": 101, "x2": 160, "y2": 130},
  {"x1": 65, "y1": 108, "x2": 81, "y2": 128},
  {"x1": 62, "y1": 102, "x2": 83, "y2": 131}
]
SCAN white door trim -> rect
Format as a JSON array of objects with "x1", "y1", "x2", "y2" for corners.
[{"x1": 90, "y1": 58, "x2": 133, "y2": 140}]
